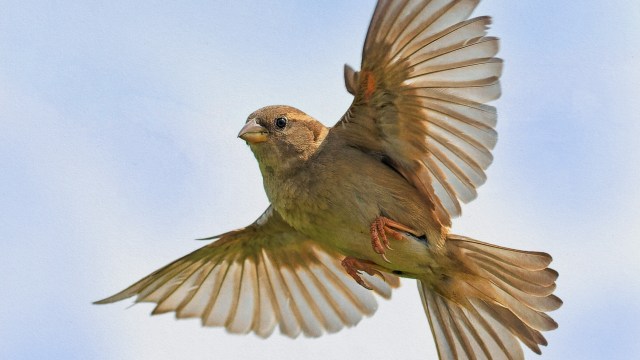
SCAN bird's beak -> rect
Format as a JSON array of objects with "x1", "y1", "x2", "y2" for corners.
[{"x1": 238, "y1": 119, "x2": 268, "y2": 144}]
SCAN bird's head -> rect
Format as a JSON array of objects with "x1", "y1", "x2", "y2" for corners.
[{"x1": 238, "y1": 105, "x2": 328, "y2": 175}]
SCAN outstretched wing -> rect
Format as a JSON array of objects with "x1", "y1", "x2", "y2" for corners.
[
  {"x1": 333, "y1": 0, "x2": 501, "y2": 227},
  {"x1": 95, "y1": 207, "x2": 399, "y2": 338}
]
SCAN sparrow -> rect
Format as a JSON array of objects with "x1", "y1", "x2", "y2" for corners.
[{"x1": 96, "y1": 1, "x2": 561, "y2": 359}]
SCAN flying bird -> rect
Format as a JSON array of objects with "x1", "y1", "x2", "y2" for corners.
[{"x1": 96, "y1": 1, "x2": 561, "y2": 358}]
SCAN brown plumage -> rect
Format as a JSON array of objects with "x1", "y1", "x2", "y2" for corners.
[{"x1": 96, "y1": 1, "x2": 561, "y2": 358}]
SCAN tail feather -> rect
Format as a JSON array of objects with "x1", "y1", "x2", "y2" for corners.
[
  {"x1": 418, "y1": 235, "x2": 561, "y2": 359},
  {"x1": 471, "y1": 253, "x2": 558, "y2": 296},
  {"x1": 453, "y1": 239, "x2": 552, "y2": 270},
  {"x1": 421, "y1": 287, "x2": 526, "y2": 360},
  {"x1": 476, "y1": 299, "x2": 547, "y2": 350}
]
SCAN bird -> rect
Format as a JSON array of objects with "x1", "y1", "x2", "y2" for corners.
[{"x1": 96, "y1": 1, "x2": 562, "y2": 359}]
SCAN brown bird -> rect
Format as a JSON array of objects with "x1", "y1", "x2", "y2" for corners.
[{"x1": 96, "y1": 1, "x2": 561, "y2": 359}]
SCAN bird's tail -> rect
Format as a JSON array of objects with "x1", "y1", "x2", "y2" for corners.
[{"x1": 417, "y1": 234, "x2": 561, "y2": 359}]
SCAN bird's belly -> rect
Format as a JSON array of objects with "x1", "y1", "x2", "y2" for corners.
[
  {"x1": 282, "y1": 194, "x2": 436, "y2": 277},
  {"x1": 314, "y1": 223, "x2": 435, "y2": 277},
  {"x1": 274, "y1": 149, "x2": 444, "y2": 277}
]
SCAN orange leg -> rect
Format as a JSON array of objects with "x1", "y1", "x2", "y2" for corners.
[
  {"x1": 341, "y1": 257, "x2": 384, "y2": 290},
  {"x1": 370, "y1": 216, "x2": 419, "y2": 263}
]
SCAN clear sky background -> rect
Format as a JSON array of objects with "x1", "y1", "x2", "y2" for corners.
[{"x1": 2, "y1": 1, "x2": 639, "y2": 359}]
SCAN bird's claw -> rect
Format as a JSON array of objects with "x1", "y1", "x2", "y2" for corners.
[
  {"x1": 341, "y1": 257, "x2": 385, "y2": 290},
  {"x1": 369, "y1": 216, "x2": 418, "y2": 263}
]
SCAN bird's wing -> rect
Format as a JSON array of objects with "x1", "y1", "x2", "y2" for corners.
[
  {"x1": 332, "y1": 0, "x2": 501, "y2": 227},
  {"x1": 95, "y1": 206, "x2": 400, "y2": 338}
]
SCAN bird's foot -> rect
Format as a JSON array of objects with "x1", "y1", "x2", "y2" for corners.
[
  {"x1": 370, "y1": 216, "x2": 419, "y2": 263},
  {"x1": 341, "y1": 257, "x2": 384, "y2": 290}
]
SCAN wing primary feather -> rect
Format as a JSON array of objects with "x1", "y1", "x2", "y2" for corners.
[
  {"x1": 424, "y1": 156, "x2": 463, "y2": 215},
  {"x1": 274, "y1": 253, "x2": 315, "y2": 336},
  {"x1": 177, "y1": 261, "x2": 226, "y2": 319},
  {"x1": 395, "y1": 104, "x2": 497, "y2": 160},
  {"x1": 152, "y1": 261, "x2": 207, "y2": 314},
  {"x1": 314, "y1": 251, "x2": 374, "y2": 316},
  {"x1": 224, "y1": 257, "x2": 246, "y2": 329},
  {"x1": 287, "y1": 252, "x2": 328, "y2": 336},
  {"x1": 279, "y1": 266, "x2": 321, "y2": 337},
  {"x1": 406, "y1": 59, "x2": 503, "y2": 86},
  {"x1": 373, "y1": 0, "x2": 410, "y2": 51},
  {"x1": 314, "y1": 252, "x2": 364, "y2": 310},
  {"x1": 399, "y1": 107, "x2": 491, "y2": 180},
  {"x1": 419, "y1": 100, "x2": 497, "y2": 137},
  {"x1": 409, "y1": 39, "x2": 499, "y2": 76},
  {"x1": 175, "y1": 261, "x2": 218, "y2": 317},
  {"x1": 408, "y1": 57, "x2": 502, "y2": 79},
  {"x1": 201, "y1": 259, "x2": 233, "y2": 326},
  {"x1": 426, "y1": 110, "x2": 496, "y2": 157},
  {"x1": 255, "y1": 249, "x2": 279, "y2": 338},
  {"x1": 428, "y1": 129, "x2": 486, "y2": 182},
  {"x1": 401, "y1": 89, "x2": 498, "y2": 126},
  {"x1": 427, "y1": 141, "x2": 477, "y2": 202},
  {"x1": 400, "y1": 0, "x2": 481, "y2": 60},
  {"x1": 387, "y1": 0, "x2": 465, "y2": 66},
  {"x1": 394, "y1": 16, "x2": 492, "y2": 65},
  {"x1": 249, "y1": 253, "x2": 262, "y2": 335},
  {"x1": 205, "y1": 258, "x2": 244, "y2": 327},
  {"x1": 260, "y1": 249, "x2": 299, "y2": 337},
  {"x1": 398, "y1": 98, "x2": 495, "y2": 140},
  {"x1": 363, "y1": 0, "x2": 393, "y2": 57},
  {"x1": 139, "y1": 259, "x2": 202, "y2": 303},
  {"x1": 298, "y1": 250, "x2": 352, "y2": 328},
  {"x1": 385, "y1": 0, "x2": 430, "y2": 60},
  {"x1": 266, "y1": 250, "x2": 305, "y2": 337},
  {"x1": 153, "y1": 261, "x2": 210, "y2": 314},
  {"x1": 135, "y1": 258, "x2": 201, "y2": 302},
  {"x1": 226, "y1": 259, "x2": 258, "y2": 334}
]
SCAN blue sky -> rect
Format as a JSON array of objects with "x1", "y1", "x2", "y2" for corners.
[{"x1": 2, "y1": 1, "x2": 639, "y2": 359}]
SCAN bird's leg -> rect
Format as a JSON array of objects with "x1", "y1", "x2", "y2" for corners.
[
  {"x1": 370, "y1": 216, "x2": 419, "y2": 263},
  {"x1": 341, "y1": 257, "x2": 384, "y2": 290}
]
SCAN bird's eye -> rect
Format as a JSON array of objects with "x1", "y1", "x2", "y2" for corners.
[{"x1": 274, "y1": 117, "x2": 287, "y2": 129}]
